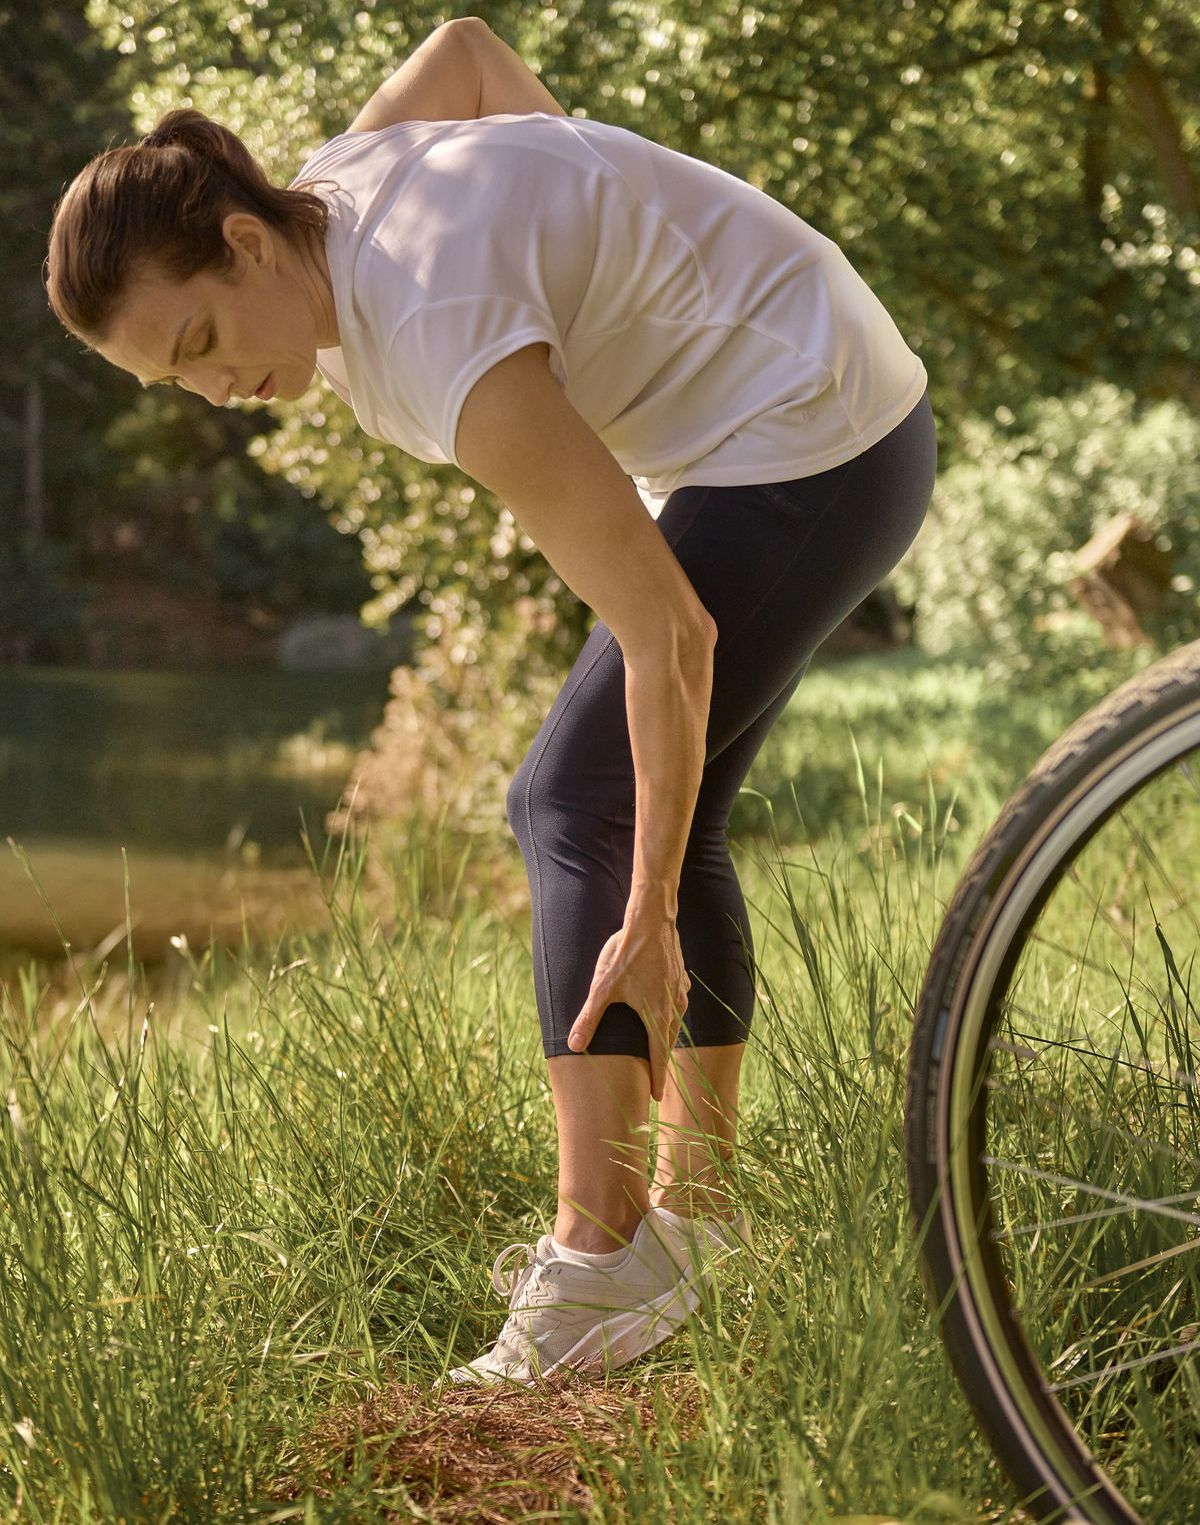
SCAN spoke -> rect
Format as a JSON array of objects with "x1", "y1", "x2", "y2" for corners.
[
  {"x1": 998, "y1": 1195, "x2": 1200, "y2": 1240},
  {"x1": 1077, "y1": 1235, "x2": 1200, "y2": 1291},
  {"x1": 980, "y1": 1156, "x2": 1200, "y2": 1230},
  {"x1": 1046, "y1": 1334, "x2": 1200, "y2": 1394}
]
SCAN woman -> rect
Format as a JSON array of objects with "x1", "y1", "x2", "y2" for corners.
[{"x1": 44, "y1": 18, "x2": 936, "y2": 1388}]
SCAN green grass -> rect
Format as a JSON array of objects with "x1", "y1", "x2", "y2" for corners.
[
  {"x1": 735, "y1": 646, "x2": 1123, "y2": 850},
  {"x1": 0, "y1": 648, "x2": 1181, "y2": 1522}
]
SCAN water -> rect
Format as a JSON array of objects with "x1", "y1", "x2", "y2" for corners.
[{"x1": 0, "y1": 666, "x2": 393, "y2": 969}]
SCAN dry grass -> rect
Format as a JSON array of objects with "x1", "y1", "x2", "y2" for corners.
[{"x1": 270, "y1": 1370, "x2": 710, "y2": 1522}]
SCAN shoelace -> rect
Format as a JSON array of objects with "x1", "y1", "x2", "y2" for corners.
[
  {"x1": 491, "y1": 1241, "x2": 539, "y2": 1302},
  {"x1": 491, "y1": 1241, "x2": 569, "y2": 1312},
  {"x1": 484, "y1": 1242, "x2": 569, "y2": 1363}
]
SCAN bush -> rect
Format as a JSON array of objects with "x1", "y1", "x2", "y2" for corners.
[{"x1": 892, "y1": 381, "x2": 1200, "y2": 689}]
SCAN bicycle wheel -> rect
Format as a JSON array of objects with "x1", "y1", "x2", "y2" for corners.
[{"x1": 905, "y1": 637, "x2": 1200, "y2": 1524}]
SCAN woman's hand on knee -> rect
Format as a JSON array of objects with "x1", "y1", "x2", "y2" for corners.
[{"x1": 567, "y1": 913, "x2": 690, "y2": 1102}]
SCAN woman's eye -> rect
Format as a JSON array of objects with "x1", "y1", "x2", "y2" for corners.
[{"x1": 161, "y1": 328, "x2": 213, "y2": 387}]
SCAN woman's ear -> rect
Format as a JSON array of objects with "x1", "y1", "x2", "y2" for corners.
[{"x1": 222, "y1": 211, "x2": 273, "y2": 271}]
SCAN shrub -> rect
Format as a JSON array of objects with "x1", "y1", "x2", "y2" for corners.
[
  {"x1": 892, "y1": 381, "x2": 1200, "y2": 689},
  {"x1": 325, "y1": 596, "x2": 571, "y2": 919}
]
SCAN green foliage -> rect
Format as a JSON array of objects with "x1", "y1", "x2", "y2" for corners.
[
  {"x1": 102, "y1": 388, "x2": 374, "y2": 613},
  {"x1": 327, "y1": 593, "x2": 586, "y2": 909},
  {"x1": 249, "y1": 407, "x2": 593, "y2": 691},
  {"x1": 890, "y1": 381, "x2": 1200, "y2": 686},
  {"x1": 738, "y1": 647, "x2": 1139, "y2": 858},
  {"x1": 78, "y1": 0, "x2": 1200, "y2": 686},
  {"x1": 1, "y1": 7, "x2": 143, "y2": 641},
  {"x1": 194, "y1": 475, "x2": 376, "y2": 613},
  {"x1": 5, "y1": 7, "x2": 380, "y2": 663}
]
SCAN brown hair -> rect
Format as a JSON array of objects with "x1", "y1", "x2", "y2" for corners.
[{"x1": 44, "y1": 106, "x2": 337, "y2": 349}]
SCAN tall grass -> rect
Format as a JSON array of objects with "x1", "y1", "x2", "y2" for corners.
[{"x1": 0, "y1": 651, "x2": 1152, "y2": 1522}]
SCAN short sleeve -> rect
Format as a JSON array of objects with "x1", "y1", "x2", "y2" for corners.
[{"x1": 386, "y1": 296, "x2": 568, "y2": 468}]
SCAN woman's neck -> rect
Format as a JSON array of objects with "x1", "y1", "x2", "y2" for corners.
[{"x1": 295, "y1": 227, "x2": 340, "y2": 349}]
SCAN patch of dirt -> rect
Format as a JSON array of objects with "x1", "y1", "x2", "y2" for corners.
[{"x1": 269, "y1": 1369, "x2": 710, "y2": 1522}]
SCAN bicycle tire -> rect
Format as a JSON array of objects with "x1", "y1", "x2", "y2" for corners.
[{"x1": 905, "y1": 636, "x2": 1200, "y2": 1524}]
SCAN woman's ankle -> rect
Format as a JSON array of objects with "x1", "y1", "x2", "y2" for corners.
[{"x1": 554, "y1": 1204, "x2": 646, "y2": 1254}]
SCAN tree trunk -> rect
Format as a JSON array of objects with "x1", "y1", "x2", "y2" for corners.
[{"x1": 24, "y1": 354, "x2": 44, "y2": 539}]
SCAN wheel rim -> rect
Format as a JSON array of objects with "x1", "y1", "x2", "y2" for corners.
[{"x1": 942, "y1": 700, "x2": 1200, "y2": 1521}]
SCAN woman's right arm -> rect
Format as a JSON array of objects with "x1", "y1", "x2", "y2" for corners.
[{"x1": 346, "y1": 17, "x2": 567, "y2": 135}]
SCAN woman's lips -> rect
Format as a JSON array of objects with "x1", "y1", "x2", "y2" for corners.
[{"x1": 255, "y1": 372, "x2": 276, "y2": 401}]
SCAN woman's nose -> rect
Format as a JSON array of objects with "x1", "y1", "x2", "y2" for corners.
[{"x1": 183, "y1": 368, "x2": 235, "y2": 406}]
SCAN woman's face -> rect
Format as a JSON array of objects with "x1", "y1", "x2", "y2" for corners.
[{"x1": 95, "y1": 211, "x2": 339, "y2": 407}]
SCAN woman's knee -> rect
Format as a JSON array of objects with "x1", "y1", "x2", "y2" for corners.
[
  {"x1": 507, "y1": 751, "x2": 630, "y2": 850},
  {"x1": 505, "y1": 753, "x2": 562, "y2": 839},
  {"x1": 505, "y1": 756, "x2": 533, "y2": 841}
]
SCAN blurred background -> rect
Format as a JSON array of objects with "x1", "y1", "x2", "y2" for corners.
[{"x1": 2, "y1": 0, "x2": 1197, "y2": 993}]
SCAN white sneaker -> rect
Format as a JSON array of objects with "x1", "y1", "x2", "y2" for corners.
[
  {"x1": 443, "y1": 1210, "x2": 707, "y2": 1388},
  {"x1": 648, "y1": 1204, "x2": 753, "y2": 1295}
]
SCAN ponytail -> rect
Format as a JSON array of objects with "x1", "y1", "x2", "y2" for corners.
[{"x1": 45, "y1": 107, "x2": 337, "y2": 347}]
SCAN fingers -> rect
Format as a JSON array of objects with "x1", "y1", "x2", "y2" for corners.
[
  {"x1": 566, "y1": 995, "x2": 593, "y2": 1050},
  {"x1": 650, "y1": 1030, "x2": 671, "y2": 1104},
  {"x1": 570, "y1": 959, "x2": 688, "y2": 1066},
  {"x1": 649, "y1": 1003, "x2": 683, "y2": 1104}
]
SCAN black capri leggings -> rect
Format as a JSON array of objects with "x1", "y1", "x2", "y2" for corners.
[{"x1": 506, "y1": 387, "x2": 938, "y2": 1061}]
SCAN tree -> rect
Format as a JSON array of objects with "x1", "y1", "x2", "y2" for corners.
[{"x1": 66, "y1": 0, "x2": 1200, "y2": 680}]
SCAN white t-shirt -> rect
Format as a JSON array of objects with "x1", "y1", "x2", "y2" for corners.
[{"x1": 288, "y1": 112, "x2": 927, "y2": 518}]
